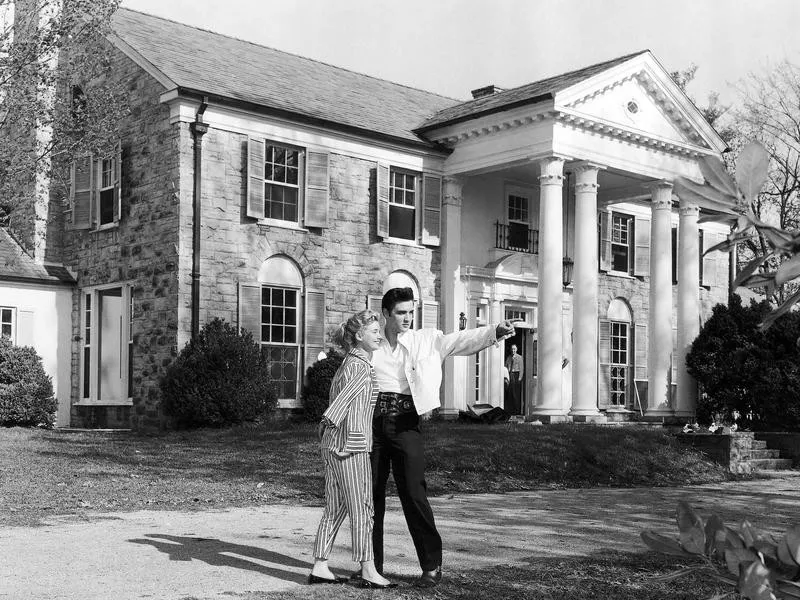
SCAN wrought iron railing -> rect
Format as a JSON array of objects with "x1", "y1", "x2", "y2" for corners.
[{"x1": 495, "y1": 221, "x2": 539, "y2": 254}]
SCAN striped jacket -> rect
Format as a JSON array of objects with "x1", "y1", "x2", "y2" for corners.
[{"x1": 321, "y1": 348, "x2": 379, "y2": 454}]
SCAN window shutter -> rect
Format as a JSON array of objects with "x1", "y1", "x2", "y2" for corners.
[
  {"x1": 376, "y1": 163, "x2": 390, "y2": 238},
  {"x1": 246, "y1": 138, "x2": 265, "y2": 220},
  {"x1": 671, "y1": 227, "x2": 678, "y2": 284},
  {"x1": 421, "y1": 173, "x2": 441, "y2": 246},
  {"x1": 598, "y1": 318, "x2": 611, "y2": 408},
  {"x1": 633, "y1": 216, "x2": 650, "y2": 276},
  {"x1": 422, "y1": 301, "x2": 439, "y2": 330},
  {"x1": 71, "y1": 155, "x2": 93, "y2": 229},
  {"x1": 598, "y1": 210, "x2": 611, "y2": 272},
  {"x1": 238, "y1": 282, "x2": 262, "y2": 342},
  {"x1": 304, "y1": 289, "x2": 326, "y2": 376},
  {"x1": 113, "y1": 141, "x2": 122, "y2": 224},
  {"x1": 634, "y1": 322, "x2": 647, "y2": 380},
  {"x1": 304, "y1": 150, "x2": 329, "y2": 228},
  {"x1": 701, "y1": 229, "x2": 718, "y2": 287}
]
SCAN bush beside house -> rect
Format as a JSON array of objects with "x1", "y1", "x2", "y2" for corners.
[
  {"x1": 0, "y1": 338, "x2": 56, "y2": 428},
  {"x1": 687, "y1": 294, "x2": 800, "y2": 431},
  {"x1": 301, "y1": 351, "x2": 344, "y2": 422},
  {"x1": 160, "y1": 319, "x2": 278, "y2": 428}
]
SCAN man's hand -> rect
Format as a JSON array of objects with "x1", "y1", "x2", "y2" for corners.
[{"x1": 496, "y1": 319, "x2": 521, "y2": 340}]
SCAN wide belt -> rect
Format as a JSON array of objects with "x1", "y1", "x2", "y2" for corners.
[{"x1": 376, "y1": 392, "x2": 415, "y2": 417}]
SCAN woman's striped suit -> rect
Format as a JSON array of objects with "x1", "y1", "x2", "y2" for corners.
[{"x1": 313, "y1": 347, "x2": 379, "y2": 562}]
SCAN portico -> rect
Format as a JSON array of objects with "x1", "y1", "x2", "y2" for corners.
[{"x1": 415, "y1": 50, "x2": 732, "y2": 421}]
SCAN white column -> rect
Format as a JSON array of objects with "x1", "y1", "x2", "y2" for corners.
[
  {"x1": 647, "y1": 183, "x2": 674, "y2": 416},
  {"x1": 441, "y1": 176, "x2": 468, "y2": 417},
  {"x1": 533, "y1": 157, "x2": 565, "y2": 420},
  {"x1": 569, "y1": 163, "x2": 604, "y2": 420},
  {"x1": 489, "y1": 298, "x2": 504, "y2": 408},
  {"x1": 676, "y1": 199, "x2": 700, "y2": 417}
]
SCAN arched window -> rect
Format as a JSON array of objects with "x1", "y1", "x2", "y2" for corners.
[
  {"x1": 258, "y1": 256, "x2": 303, "y2": 400},
  {"x1": 605, "y1": 298, "x2": 632, "y2": 407},
  {"x1": 381, "y1": 271, "x2": 422, "y2": 329}
]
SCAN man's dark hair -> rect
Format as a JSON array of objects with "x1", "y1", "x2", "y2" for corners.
[{"x1": 382, "y1": 287, "x2": 415, "y2": 314}]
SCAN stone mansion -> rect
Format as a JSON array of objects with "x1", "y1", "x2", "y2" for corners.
[{"x1": 10, "y1": 8, "x2": 732, "y2": 429}]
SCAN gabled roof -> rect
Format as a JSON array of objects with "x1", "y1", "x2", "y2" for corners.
[
  {"x1": 414, "y1": 50, "x2": 649, "y2": 133},
  {"x1": 0, "y1": 229, "x2": 73, "y2": 286},
  {"x1": 110, "y1": 9, "x2": 459, "y2": 147}
]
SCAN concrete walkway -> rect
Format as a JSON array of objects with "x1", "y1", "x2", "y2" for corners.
[{"x1": 2, "y1": 474, "x2": 799, "y2": 600}]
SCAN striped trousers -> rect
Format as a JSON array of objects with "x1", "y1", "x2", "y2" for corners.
[{"x1": 312, "y1": 450, "x2": 374, "y2": 562}]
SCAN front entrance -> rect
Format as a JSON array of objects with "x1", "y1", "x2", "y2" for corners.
[{"x1": 504, "y1": 328, "x2": 535, "y2": 415}]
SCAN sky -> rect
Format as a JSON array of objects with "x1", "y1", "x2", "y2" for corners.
[{"x1": 119, "y1": 0, "x2": 800, "y2": 109}]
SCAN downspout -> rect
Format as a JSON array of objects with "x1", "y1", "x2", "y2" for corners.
[{"x1": 189, "y1": 97, "x2": 209, "y2": 341}]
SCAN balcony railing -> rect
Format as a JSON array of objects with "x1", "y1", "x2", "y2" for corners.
[{"x1": 495, "y1": 221, "x2": 539, "y2": 254}]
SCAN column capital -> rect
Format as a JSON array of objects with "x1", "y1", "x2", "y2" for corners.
[
  {"x1": 539, "y1": 156, "x2": 566, "y2": 184},
  {"x1": 649, "y1": 181, "x2": 674, "y2": 210},
  {"x1": 679, "y1": 203, "x2": 700, "y2": 217},
  {"x1": 443, "y1": 176, "x2": 463, "y2": 207},
  {"x1": 571, "y1": 161, "x2": 607, "y2": 176}
]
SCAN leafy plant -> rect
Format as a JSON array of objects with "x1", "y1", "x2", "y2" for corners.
[
  {"x1": 0, "y1": 338, "x2": 56, "y2": 428},
  {"x1": 642, "y1": 501, "x2": 800, "y2": 600},
  {"x1": 676, "y1": 142, "x2": 800, "y2": 329},
  {"x1": 300, "y1": 350, "x2": 344, "y2": 422},
  {"x1": 160, "y1": 318, "x2": 278, "y2": 428}
]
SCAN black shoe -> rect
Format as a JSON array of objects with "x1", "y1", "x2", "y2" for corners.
[
  {"x1": 359, "y1": 579, "x2": 398, "y2": 589},
  {"x1": 417, "y1": 566, "x2": 442, "y2": 588},
  {"x1": 308, "y1": 574, "x2": 348, "y2": 585}
]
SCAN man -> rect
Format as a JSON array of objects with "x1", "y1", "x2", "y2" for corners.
[
  {"x1": 370, "y1": 287, "x2": 517, "y2": 587},
  {"x1": 505, "y1": 344, "x2": 524, "y2": 414}
]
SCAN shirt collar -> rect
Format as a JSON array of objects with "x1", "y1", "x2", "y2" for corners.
[{"x1": 348, "y1": 346, "x2": 372, "y2": 364}]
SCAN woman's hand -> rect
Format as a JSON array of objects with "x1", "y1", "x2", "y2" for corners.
[
  {"x1": 317, "y1": 421, "x2": 327, "y2": 440},
  {"x1": 331, "y1": 449, "x2": 352, "y2": 459}
]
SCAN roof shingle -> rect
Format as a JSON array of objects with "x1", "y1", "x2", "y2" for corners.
[{"x1": 0, "y1": 229, "x2": 74, "y2": 285}]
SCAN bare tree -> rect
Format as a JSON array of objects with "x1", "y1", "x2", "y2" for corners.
[{"x1": 0, "y1": 0, "x2": 125, "y2": 253}]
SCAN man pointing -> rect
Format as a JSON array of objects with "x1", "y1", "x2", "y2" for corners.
[{"x1": 369, "y1": 287, "x2": 517, "y2": 587}]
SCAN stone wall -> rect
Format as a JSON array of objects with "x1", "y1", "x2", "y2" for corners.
[
  {"x1": 57, "y1": 46, "x2": 182, "y2": 429},
  {"x1": 675, "y1": 432, "x2": 755, "y2": 474}
]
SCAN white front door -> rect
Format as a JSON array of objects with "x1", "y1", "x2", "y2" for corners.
[{"x1": 98, "y1": 289, "x2": 124, "y2": 402}]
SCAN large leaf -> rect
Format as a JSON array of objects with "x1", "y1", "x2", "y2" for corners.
[
  {"x1": 758, "y1": 224, "x2": 798, "y2": 253},
  {"x1": 700, "y1": 155, "x2": 738, "y2": 197},
  {"x1": 774, "y1": 254, "x2": 800, "y2": 286},
  {"x1": 705, "y1": 514, "x2": 726, "y2": 556},
  {"x1": 733, "y1": 254, "x2": 773, "y2": 288},
  {"x1": 677, "y1": 501, "x2": 706, "y2": 554},
  {"x1": 740, "y1": 272, "x2": 776, "y2": 290},
  {"x1": 777, "y1": 580, "x2": 800, "y2": 599},
  {"x1": 778, "y1": 526, "x2": 800, "y2": 566},
  {"x1": 725, "y1": 527, "x2": 747, "y2": 550},
  {"x1": 726, "y1": 548, "x2": 759, "y2": 576},
  {"x1": 735, "y1": 142, "x2": 770, "y2": 204},
  {"x1": 674, "y1": 176, "x2": 737, "y2": 208},
  {"x1": 759, "y1": 288, "x2": 800, "y2": 330},
  {"x1": 641, "y1": 531, "x2": 692, "y2": 556},
  {"x1": 738, "y1": 559, "x2": 774, "y2": 600}
]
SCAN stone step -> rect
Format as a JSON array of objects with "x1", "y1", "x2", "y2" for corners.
[
  {"x1": 746, "y1": 458, "x2": 795, "y2": 470},
  {"x1": 748, "y1": 449, "x2": 781, "y2": 459},
  {"x1": 751, "y1": 440, "x2": 768, "y2": 450}
]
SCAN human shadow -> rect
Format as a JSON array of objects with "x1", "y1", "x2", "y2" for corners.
[{"x1": 127, "y1": 534, "x2": 310, "y2": 584}]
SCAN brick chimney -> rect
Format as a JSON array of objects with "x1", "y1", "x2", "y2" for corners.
[{"x1": 470, "y1": 84, "x2": 505, "y2": 99}]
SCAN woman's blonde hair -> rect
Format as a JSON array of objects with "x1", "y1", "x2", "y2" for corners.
[{"x1": 332, "y1": 309, "x2": 380, "y2": 351}]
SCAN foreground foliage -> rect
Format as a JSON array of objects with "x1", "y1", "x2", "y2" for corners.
[
  {"x1": 160, "y1": 319, "x2": 278, "y2": 428},
  {"x1": 0, "y1": 337, "x2": 55, "y2": 428},
  {"x1": 642, "y1": 501, "x2": 800, "y2": 600},
  {"x1": 687, "y1": 294, "x2": 800, "y2": 430},
  {"x1": 301, "y1": 352, "x2": 344, "y2": 422}
]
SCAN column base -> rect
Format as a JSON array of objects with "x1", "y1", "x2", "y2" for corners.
[
  {"x1": 571, "y1": 413, "x2": 608, "y2": 424},
  {"x1": 644, "y1": 408, "x2": 674, "y2": 418},
  {"x1": 526, "y1": 414, "x2": 571, "y2": 424}
]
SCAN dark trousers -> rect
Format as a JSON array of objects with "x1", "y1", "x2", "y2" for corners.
[{"x1": 371, "y1": 411, "x2": 441, "y2": 573}]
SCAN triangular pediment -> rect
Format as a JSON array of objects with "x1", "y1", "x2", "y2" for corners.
[{"x1": 554, "y1": 52, "x2": 727, "y2": 154}]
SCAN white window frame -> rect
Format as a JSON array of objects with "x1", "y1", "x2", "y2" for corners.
[
  {"x1": 610, "y1": 211, "x2": 633, "y2": 274},
  {"x1": 388, "y1": 167, "x2": 419, "y2": 242},
  {"x1": 78, "y1": 284, "x2": 133, "y2": 405},
  {"x1": 609, "y1": 320, "x2": 630, "y2": 407},
  {"x1": 0, "y1": 306, "x2": 16, "y2": 343},
  {"x1": 259, "y1": 283, "x2": 302, "y2": 402},
  {"x1": 262, "y1": 142, "x2": 305, "y2": 226},
  {"x1": 97, "y1": 157, "x2": 116, "y2": 227}
]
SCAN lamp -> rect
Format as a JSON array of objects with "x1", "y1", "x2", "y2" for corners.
[
  {"x1": 562, "y1": 256, "x2": 574, "y2": 287},
  {"x1": 458, "y1": 312, "x2": 467, "y2": 330}
]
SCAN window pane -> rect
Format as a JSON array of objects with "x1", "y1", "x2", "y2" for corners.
[
  {"x1": 285, "y1": 289, "x2": 296, "y2": 306},
  {"x1": 271, "y1": 307, "x2": 283, "y2": 324},
  {"x1": 1, "y1": 308, "x2": 11, "y2": 322},
  {"x1": 389, "y1": 205, "x2": 415, "y2": 240},
  {"x1": 285, "y1": 328, "x2": 296, "y2": 344},
  {"x1": 1, "y1": 324, "x2": 10, "y2": 338},
  {"x1": 99, "y1": 189, "x2": 115, "y2": 225},
  {"x1": 287, "y1": 166, "x2": 298, "y2": 185},
  {"x1": 271, "y1": 325, "x2": 283, "y2": 342},
  {"x1": 262, "y1": 287, "x2": 271, "y2": 305},
  {"x1": 285, "y1": 308, "x2": 296, "y2": 325},
  {"x1": 274, "y1": 165, "x2": 286, "y2": 182},
  {"x1": 612, "y1": 244, "x2": 629, "y2": 272},
  {"x1": 262, "y1": 325, "x2": 270, "y2": 342},
  {"x1": 286, "y1": 151, "x2": 298, "y2": 167},
  {"x1": 264, "y1": 162, "x2": 274, "y2": 181}
]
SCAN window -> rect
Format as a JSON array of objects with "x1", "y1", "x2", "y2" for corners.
[
  {"x1": 389, "y1": 169, "x2": 417, "y2": 240},
  {"x1": 0, "y1": 307, "x2": 15, "y2": 341},
  {"x1": 474, "y1": 305, "x2": 487, "y2": 402},
  {"x1": 70, "y1": 143, "x2": 122, "y2": 230},
  {"x1": 264, "y1": 144, "x2": 301, "y2": 222},
  {"x1": 83, "y1": 295, "x2": 91, "y2": 399},
  {"x1": 261, "y1": 286, "x2": 300, "y2": 399},
  {"x1": 508, "y1": 194, "x2": 528, "y2": 223},
  {"x1": 609, "y1": 321, "x2": 629, "y2": 406},
  {"x1": 611, "y1": 212, "x2": 632, "y2": 272}
]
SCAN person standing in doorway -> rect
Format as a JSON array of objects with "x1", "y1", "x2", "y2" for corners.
[
  {"x1": 505, "y1": 344, "x2": 524, "y2": 414},
  {"x1": 370, "y1": 287, "x2": 517, "y2": 587}
]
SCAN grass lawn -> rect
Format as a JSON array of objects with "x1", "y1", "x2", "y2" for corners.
[{"x1": 0, "y1": 422, "x2": 731, "y2": 527}]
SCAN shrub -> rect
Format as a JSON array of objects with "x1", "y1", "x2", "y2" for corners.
[
  {"x1": 0, "y1": 337, "x2": 56, "y2": 428},
  {"x1": 686, "y1": 294, "x2": 800, "y2": 431},
  {"x1": 160, "y1": 318, "x2": 278, "y2": 429},
  {"x1": 301, "y1": 350, "x2": 344, "y2": 422}
]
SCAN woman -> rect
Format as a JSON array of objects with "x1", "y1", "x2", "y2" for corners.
[{"x1": 308, "y1": 310, "x2": 396, "y2": 589}]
